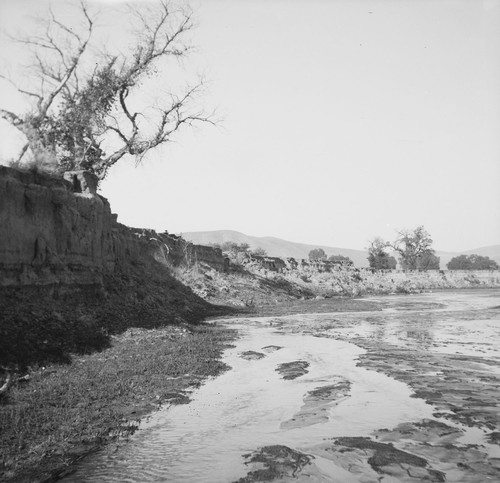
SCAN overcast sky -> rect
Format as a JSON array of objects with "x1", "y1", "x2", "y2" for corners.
[{"x1": 1, "y1": 0, "x2": 499, "y2": 251}]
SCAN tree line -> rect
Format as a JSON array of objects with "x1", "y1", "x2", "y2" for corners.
[
  {"x1": 366, "y1": 226, "x2": 498, "y2": 270},
  {"x1": 214, "y1": 230, "x2": 498, "y2": 271},
  {"x1": 307, "y1": 249, "x2": 353, "y2": 265}
]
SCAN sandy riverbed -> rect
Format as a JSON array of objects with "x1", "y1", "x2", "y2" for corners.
[{"x1": 66, "y1": 289, "x2": 500, "y2": 482}]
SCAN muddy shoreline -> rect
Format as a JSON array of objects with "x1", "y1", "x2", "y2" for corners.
[
  {"x1": 236, "y1": 290, "x2": 500, "y2": 482},
  {"x1": 62, "y1": 289, "x2": 499, "y2": 482},
  {"x1": 4, "y1": 290, "x2": 499, "y2": 482},
  {"x1": 0, "y1": 325, "x2": 237, "y2": 483}
]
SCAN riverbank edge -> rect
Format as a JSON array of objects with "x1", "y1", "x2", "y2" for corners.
[
  {"x1": 0, "y1": 323, "x2": 238, "y2": 483},
  {"x1": 3, "y1": 289, "x2": 497, "y2": 482}
]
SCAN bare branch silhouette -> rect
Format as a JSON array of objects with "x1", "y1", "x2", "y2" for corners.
[{"x1": 0, "y1": 0, "x2": 213, "y2": 181}]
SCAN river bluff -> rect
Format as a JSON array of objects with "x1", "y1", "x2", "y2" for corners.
[
  {"x1": 0, "y1": 166, "x2": 227, "y2": 293},
  {"x1": 0, "y1": 166, "x2": 230, "y2": 368}
]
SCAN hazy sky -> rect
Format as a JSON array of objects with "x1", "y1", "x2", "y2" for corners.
[{"x1": 1, "y1": 0, "x2": 499, "y2": 251}]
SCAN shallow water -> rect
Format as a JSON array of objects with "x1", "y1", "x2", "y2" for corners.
[{"x1": 66, "y1": 289, "x2": 500, "y2": 482}]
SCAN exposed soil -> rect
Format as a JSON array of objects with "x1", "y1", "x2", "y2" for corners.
[
  {"x1": 239, "y1": 351, "x2": 266, "y2": 360},
  {"x1": 236, "y1": 445, "x2": 313, "y2": 482},
  {"x1": 275, "y1": 361, "x2": 310, "y2": 380},
  {"x1": 281, "y1": 379, "x2": 351, "y2": 430}
]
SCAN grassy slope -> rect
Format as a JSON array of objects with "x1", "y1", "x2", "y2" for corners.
[
  {"x1": 0, "y1": 250, "x2": 232, "y2": 369},
  {"x1": 0, "y1": 238, "x2": 237, "y2": 482},
  {"x1": 0, "y1": 324, "x2": 236, "y2": 483}
]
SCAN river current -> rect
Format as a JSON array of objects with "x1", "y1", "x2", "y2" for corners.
[{"x1": 65, "y1": 289, "x2": 500, "y2": 482}]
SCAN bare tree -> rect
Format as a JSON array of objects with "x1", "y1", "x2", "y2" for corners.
[
  {"x1": 0, "y1": 0, "x2": 213, "y2": 180},
  {"x1": 390, "y1": 225, "x2": 435, "y2": 270}
]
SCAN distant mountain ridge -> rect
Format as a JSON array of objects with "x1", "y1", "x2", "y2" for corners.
[
  {"x1": 182, "y1": 230, "x2": 500, "y2": 269},
  {"x1": 182, "y1": 230, "x2": 370, "y2": 267}
]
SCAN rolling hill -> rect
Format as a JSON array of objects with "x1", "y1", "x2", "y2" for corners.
[
  {"x1": 182, "y1": 230, "x2": 500, "y2": 269},
  {"x1": 182, "y1": 230, "x2": 371, "y2": 267}
]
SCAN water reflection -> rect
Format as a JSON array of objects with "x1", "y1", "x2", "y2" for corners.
[{"x1": 64, "y1": 289, "x2": 500, "y2": 482}]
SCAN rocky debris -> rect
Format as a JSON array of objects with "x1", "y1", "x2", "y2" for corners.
[
  {"x1": 281, "y1": 379, "x2": 351, "y2": 429},
  {"x1": 239, "y1": 351, "x2": 265, "y2": 360},
  {"x1": 235, "y1": 445, "x2": 312, "y2": 482},
  {"x1": 275, "y1": 360, "x2": 309, "y2": 380}
]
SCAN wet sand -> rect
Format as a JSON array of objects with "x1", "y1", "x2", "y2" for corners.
[{"x1": 65, "y1": 289, "x2": 500, "y2": 482}]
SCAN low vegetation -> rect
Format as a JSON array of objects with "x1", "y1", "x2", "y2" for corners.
[
  {"x1": 447, "y1": 254, "x2": 499, "y2": 270},
  {"x1": 0, "y1": 262, "x2": 227, "y2": 370},
  {"x1": 0, "y1": 324, "x2": 236, "y2": 482},
  {"x1": 368, "y1": 225, "x2": 439, "y2": 270},
  {"x1": 0, "y1": 245, "x2": 235, "y2": 481}
]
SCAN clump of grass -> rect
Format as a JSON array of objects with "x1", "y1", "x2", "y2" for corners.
[{"x1": 0, "y1": 324, "x2": 236, "y2": 482}]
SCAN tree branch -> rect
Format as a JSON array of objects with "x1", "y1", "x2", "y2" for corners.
[
  {"x1": 16, "y1": 144, "x2": 29, "y2": 163},
  {"x1": 0, "y1": 108, "x2": 24, "y2": 128},
  {"x1": 0, "y1": 73, "x2": 42, "y2": 101},
  {"x1": 2, "y1": 1, "x2": 211, "y2": 183}
]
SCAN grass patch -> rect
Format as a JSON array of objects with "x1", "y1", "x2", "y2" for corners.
[{"x1": 0, "y1": 323, "x2": 236, "y2": 482}]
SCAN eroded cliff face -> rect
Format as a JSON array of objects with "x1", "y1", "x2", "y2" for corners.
[
  {"x1": 0, "y1": 166, "x2": 227, "y2": 293},
  {"x1": 0, "y1": 166, "x2": 231, "y2": 367},
  {"x1": 0, "y1": 167, "x2": 113, "y2": 290}
]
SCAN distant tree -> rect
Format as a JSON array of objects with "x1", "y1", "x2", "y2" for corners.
[
  {"x1": 391, "y1": 226, "x2": 436, "y2": 270},
  {"x1": 252, "y1": 247, "x2": 267, "y2": 257},
  {"x1": 417, "y1": 251, "x2": 440, "y2": 270},
  {"x1": 367, "y1": 237, "x2": 397, "y2": 270},
  {"x1": 447, "y1": 254, "x2": 499, "y2": 270},
  {"x1": 328, "y1": 254, "x2": 353, "y2": 265},
  {"x1": 308, "y1": 248, "x2": 327, "y2": 261}
]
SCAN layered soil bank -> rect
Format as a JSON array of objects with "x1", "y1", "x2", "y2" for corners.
[
  {"x1": 0, "y1": 166, "x2": 232, "y2": 368},
  {"x1": 0, "y1": 166, "x2": 228, "y2": 292}
]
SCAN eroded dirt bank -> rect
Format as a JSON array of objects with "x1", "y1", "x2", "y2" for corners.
[{"x1": 65, "y1": 289, "x2": 500, "y2": 482}]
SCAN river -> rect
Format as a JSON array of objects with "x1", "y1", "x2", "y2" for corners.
[{"x1": 65, "y1": 289, "x2": 500, "y2": 482}]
